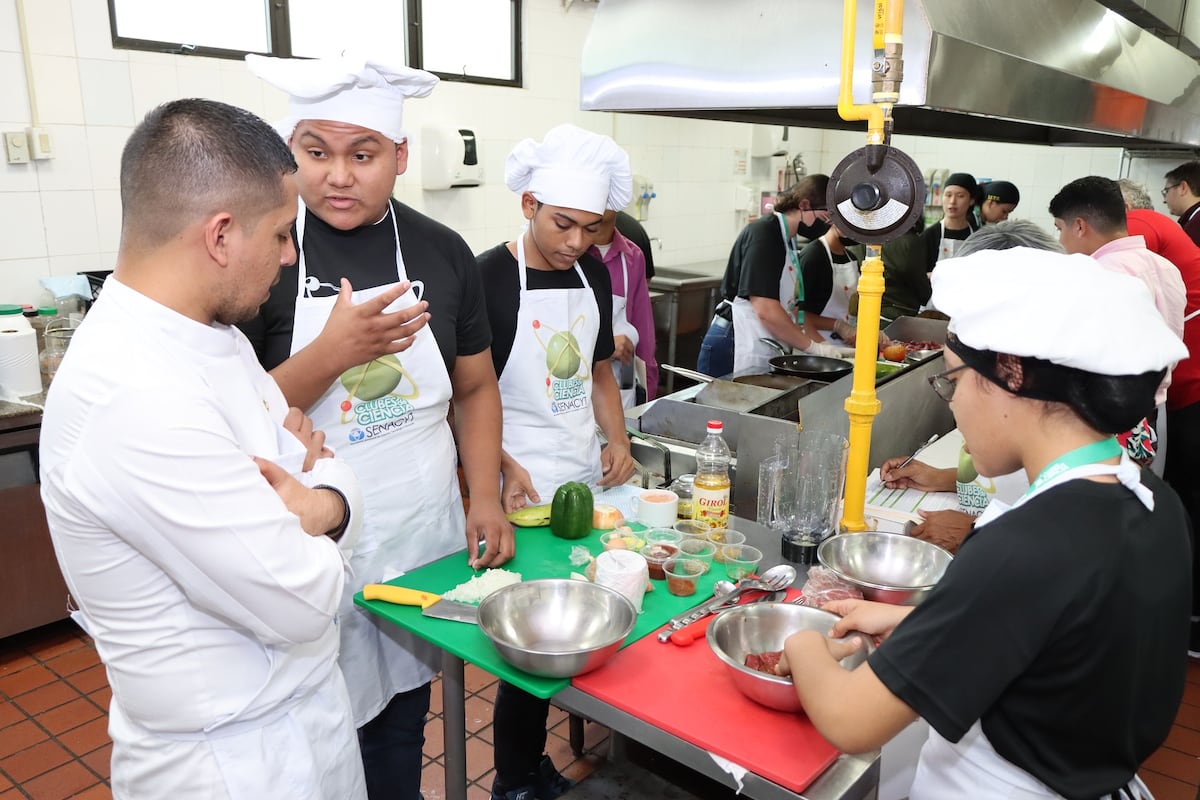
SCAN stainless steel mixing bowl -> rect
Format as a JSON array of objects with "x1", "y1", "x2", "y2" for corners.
[
  {"x1": 817, "y1": 531, "x2": 952, "y2": 605},
  {"x1": 707, "y1": 602, "x2": 870, "y2": 712},
  {"x1": 476, "y1": 579, "x2": 637, "y2": 678}
]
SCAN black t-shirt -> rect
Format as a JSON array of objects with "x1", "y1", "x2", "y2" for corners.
[
  {"x1": 798, "y1": 239, "x2": 855, "y2": 315},
  {"x1": 921, "y1": 220, "x2": 975, "y2": 272},
  {"x1": 238, "y1": 200, "x2": 491, "y2": 374},
  {"x1": 475, "y1": 244, "x2": 615, "y2": 378},
  {"x1": 869, "y1": 474, "x2": 1190, "y2": 799},
  {"x1": 719, "y1": 214, "x2": 828, "y2": 301}
]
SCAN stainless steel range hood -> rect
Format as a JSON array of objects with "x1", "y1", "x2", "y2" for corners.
[{"x1": 580, "y1": 0, "x2": 1200, "y2": 149}]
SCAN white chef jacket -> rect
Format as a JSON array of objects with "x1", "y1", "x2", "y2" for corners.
[{"x1": 39, "y1": 277, "x2": 366, "y2": 799}]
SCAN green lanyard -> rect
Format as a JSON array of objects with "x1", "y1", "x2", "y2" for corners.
[
  {"x1": 776, "y1": 212, "x2": 804, "y2": 324},
  {"x1": 1026, "y1": 437, "x2": 1123, "y2": 496}
]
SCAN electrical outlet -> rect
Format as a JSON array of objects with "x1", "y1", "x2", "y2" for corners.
[
  {"x1": 4, "y1": 132, "x2": 30, "y2": 164},
  {"x1": 27, "y1": 127, "x2": 54, "y2": 160}
]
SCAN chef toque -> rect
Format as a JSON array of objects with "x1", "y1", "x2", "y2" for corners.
[
  {"x1": 504, "y1": 124, "x2": 632, "y2": 215},
  {"x1": 931, "y1": 247, "x2": 1187, "y2": 375},
  {"x1": 245, "y1": 53, "x2": 437, "y2": 143}
]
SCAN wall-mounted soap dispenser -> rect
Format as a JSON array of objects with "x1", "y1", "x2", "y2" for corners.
[{"x1": 421, "y1": 125, "x2": 483, "y2": 190}]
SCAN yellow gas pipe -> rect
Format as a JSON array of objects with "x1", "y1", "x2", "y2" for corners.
[{"x1": 837, "y1": 0, "x2": 904, "y2": 532}]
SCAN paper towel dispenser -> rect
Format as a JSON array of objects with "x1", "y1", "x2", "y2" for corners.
[{"x1": 421, "y1": 126, "x2": 483, "y2": 190}]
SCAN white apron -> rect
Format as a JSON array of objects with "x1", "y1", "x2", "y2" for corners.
[
  {"x1": 499, "y1": 233, "x2": 602, "y2": 502},
  {"x1": 936, "y1": 220, "x2": 967, "y2": 264},
  {"x1": 732, "y1": 212, "x2": 801, "y2": 373},
  {"x1": 291, "y1": 202, "x2": 464, "y2": 726},
  {"x1": 817, "y1": 237, "x2": 859, "y2": 323},
  {"x1": 910, "y1": 443, "x2": 1155, "y2": 800},
  {"x1": 609, "y1": 251, "x2": 642, "y2": 409}
]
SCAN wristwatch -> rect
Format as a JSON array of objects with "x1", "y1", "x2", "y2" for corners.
[{"x1": 314, "y1": 485, "x2": 351, "y2": 542}]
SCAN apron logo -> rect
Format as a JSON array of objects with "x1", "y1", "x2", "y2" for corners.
[
  {"x1": 532, "y1": 317, "x2": 590, "y2": 387},
  {"x1": 548, "y1": 376, "x2": 588, "y2": 415},
  {"x1": 532, "y1": 317, "x2": 591, "y2": 415},
  {"x1": 337, "y1": 355, "x2": 419, "y2": 441}
]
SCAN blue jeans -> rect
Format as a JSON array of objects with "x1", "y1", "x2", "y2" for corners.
[
  {"x1": 359, "y1": 683, "x2": 431, "y2": 800},
  {"x1": 697, "y1": 318, "x2": 735, "y2": 377}
]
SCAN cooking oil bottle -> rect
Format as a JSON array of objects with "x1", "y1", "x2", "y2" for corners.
[{"x1": 692, "y1": 420, "x2": 731, "y2": 527}]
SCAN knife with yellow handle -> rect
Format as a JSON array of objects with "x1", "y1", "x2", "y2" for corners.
[{"x1": 362, "y1": 584, "x2": 479, "y2": 624}]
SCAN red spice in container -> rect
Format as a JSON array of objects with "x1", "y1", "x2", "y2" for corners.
[{"x1": 664, "y1": 558, "x2": 705, "y2": 596}]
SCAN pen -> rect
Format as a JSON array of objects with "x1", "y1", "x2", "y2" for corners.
[{"x1": 895, "y1": 433, "x2": 940, "y2": 470}]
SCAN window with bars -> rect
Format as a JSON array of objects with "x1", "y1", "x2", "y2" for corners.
[{"x1": 107, "y1": 0, "x2": 521, "y2": 86}]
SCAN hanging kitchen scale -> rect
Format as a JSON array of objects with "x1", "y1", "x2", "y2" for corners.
[{"x1": 826, "y1": 144, "x2": 925, "y2": 245}]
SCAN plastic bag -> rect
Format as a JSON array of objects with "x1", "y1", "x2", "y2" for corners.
[{"x1": 798, "y1": 566, "x2": 863, "y2": 607}]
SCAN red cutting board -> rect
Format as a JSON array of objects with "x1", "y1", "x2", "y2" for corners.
[{"x1": 571, "y1": 588, "x2": 839, "y2": 794}]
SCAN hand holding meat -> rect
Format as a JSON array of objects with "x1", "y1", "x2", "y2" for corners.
[
  {"x1": 775, "y1": 629, "x2": 865, "y2": 677},
  {"x1": 823, "y1": 598, "x2": 913, "y2": 641},
  {"x1": 318, "y1": 278, "x2": 430, "y2": 371}
]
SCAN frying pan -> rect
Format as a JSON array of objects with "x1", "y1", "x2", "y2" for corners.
[
  {"x1": 768, "y1": 355, "x2": 854, "y2": 381},
  {"x1": 659, "y1": 364, "x2": 784, "y2": 412},
  {"x1": 731, "y1": 373, "x2": 810, "y2": 391}
]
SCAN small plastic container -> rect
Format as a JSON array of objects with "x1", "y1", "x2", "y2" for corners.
[
  {"x1": 640, "y1": 542, "x2": 679, "y2": 581},
  {"x1": 673, "y1": 519, "x2": 711, "y2": 539},
  {"x1": 710, "y1": 530, "x2": 748, "y2": 563},
  {"x1": 600, "y1": 530, "x2": 646, "y2": 552},
  {"x1": 722, "y1": 544, "x2": 764, "y2": 582},
  {"x1": 677, "y1": 538, "x2": 716, "y2": 573},
  {"x1": 664, "y1": 558, "x2": 705, "y2": 597},
  {"x1": 670, "y1": 473, "x2": 696, "y2": 519},
  {"x1": 643, "y1": 528, "x2": 682, "y2": 547}
]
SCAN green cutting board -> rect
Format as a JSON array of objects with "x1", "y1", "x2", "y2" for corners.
[{"x1": 354, "y1": 525, "x2": 723, "y2": 698}]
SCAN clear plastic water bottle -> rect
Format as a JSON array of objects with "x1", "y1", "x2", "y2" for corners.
[{"x1": 692, "y1": 420, "x2": 731, "y2": 527}]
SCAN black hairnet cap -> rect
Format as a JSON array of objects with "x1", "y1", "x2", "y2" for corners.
[
  {"x1": 944, "y1": 172, "x2": 980, "y2": 198},
  {"x1": 982, "y1": 180, "x2": 1020, "y2": 206}
]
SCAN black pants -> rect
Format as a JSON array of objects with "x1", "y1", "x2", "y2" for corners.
[
  {"x1": 492, "y1": 680, "x2": 550, "y2": 790},
  {"x1": 1165, "y1": 402, "x2": 1200, "y2": 614},
  {"x1": 358, "y1": 683, "x2": 431, "y2": 800}
]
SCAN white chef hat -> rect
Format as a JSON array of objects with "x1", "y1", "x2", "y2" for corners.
[
  {"x1": 931, "y1": 247, "x2": 1187, "y2": 375},
  {"x1": 245, "y1": 53, "x2": 437, "y2": 143},
  {"x1": 504, "y1": 124, "x2": 632, "y2": 214}
]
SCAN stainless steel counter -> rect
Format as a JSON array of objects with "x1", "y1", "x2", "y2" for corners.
[
  {"x1": 649, "y1": 265, "x2": 724, "y2": 393},
  {"x1": 625, "y1": 353, "x2": 955, "y2": 517}
]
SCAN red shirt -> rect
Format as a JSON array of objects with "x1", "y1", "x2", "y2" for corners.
[{"x1": 1127, "y1": 209, "x2": 1200, "y2": 409}]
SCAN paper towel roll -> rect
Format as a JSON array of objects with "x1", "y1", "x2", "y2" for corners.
[
  {"x1": 0, "y1": 327, "x2": 42, "y2": 396},
  {"x1": 594, "y1": 549, "x2": 649, "y2": 613}
]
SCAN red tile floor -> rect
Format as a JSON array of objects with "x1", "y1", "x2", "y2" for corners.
[{"x1": 1, "y1": 619, "x2": 1198, "y2": 799}]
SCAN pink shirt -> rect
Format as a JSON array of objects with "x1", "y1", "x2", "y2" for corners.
[
  {"x1": 1092, "y1": 235, "x2": 1187, "y2": 405},
  {"x1": 590, "y1": 229, "x2": 658, "y2": 399}
]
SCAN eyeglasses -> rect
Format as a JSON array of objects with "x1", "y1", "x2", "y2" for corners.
[
  {"x1": 1162, "y1": 183, "x2": 1181, "y2": 199},
  {"x1": 927, "y1": 364, "x2": 969, "y2": 402}
]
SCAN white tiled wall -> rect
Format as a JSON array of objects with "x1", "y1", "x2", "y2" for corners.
[{"x1": 0, "y1": 0, "x2": 1145, "y2": 306}]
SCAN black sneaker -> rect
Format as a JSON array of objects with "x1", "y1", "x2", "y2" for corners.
[
  {"x1": 1189, "y1": 619, "x2": 1200, "y2": 660},
  {"x1": 534, "y1": 756, "x2": 576, "y2": 800}
]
